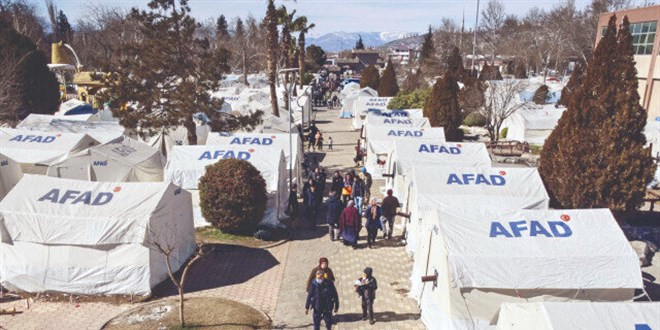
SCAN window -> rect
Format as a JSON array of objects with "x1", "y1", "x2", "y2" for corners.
[{"x1": 630, "y1": 21, "x2": 656, "y2": 55}]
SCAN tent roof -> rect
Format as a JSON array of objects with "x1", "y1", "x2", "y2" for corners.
[
  {"x1": 392, "y1": 140, "x2": 491, "y2": 173},
  {"x1": 435, "y1": 208, "x2": 642, "y2": 289},
  {"x1": 497, "y1": 302, "x2": 660, "y2": 329},
  {"x1": 89, "y1": 136, "x2": 161, "y2": 165},
  {"x1": 206, "y1": 132, "x2": 299, "y2": 160},
  {"x1": 17, "y1": 114, "x2": 125, "y2": 143},
  {"x1": 411, "y1": 165, "x2": 549, "y2": 212},
  {"x1": 164, "y1": 145, "x2": 283, "y2": 190},
  {"x1": 0, "y1": 128, "x2": 99, "y2": 164},
  {"x1": 0, "y1": 175, "x2": 183, "y2": 245},
  {"x1": 367, "y1": 126, "x2": 445, "y2": 155}
]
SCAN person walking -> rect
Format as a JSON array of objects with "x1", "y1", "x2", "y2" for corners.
[
  {"x1": 339, "y1": 200, "x2": 361, "y2": 248},
  {"x1": 315, "y1": 132, "x2": 324, "y2": 151},
  {"x1": 341, "y1": 174, "x2": 353, "y2": 205},
  {"x1": 325, "y1": 191, "x2": 344, "y2": 241},
  {"x1": 306, "y1": 257, "x2": 336, "y2": 292},
  {"x1": 352, "y1": 176, "x2": 366, "y2": 209},
  {"x1": 287, "y1": 183, "x2": 300, "y2": 230},
  {"x1": 308, "y1": 130, "x2": 316, "y2": 152},
  {"x1": 306, "y1": 269, "x2": 339, "y2": 330},
  {"x1": 304, "y1": 184, "x2": 319, "y2": 225},
  {"x1": 330, "y1": 171, "x2": 343, "y2": 197},
  {"x1": 328, "y1": 136, "x2": 333, "y2": 150},
  {"x1": 355, "y1": 267, "x2": 378, "y2": 325},
  {"x1": 381, "y1": 189, "x2": 400, "y2": 239},
  {"x1": 364, "y1": 198, "x2": 382, "y2": 248},
  {"x1": 360, "y1": 167, "x2": 373, "y2": 205}
]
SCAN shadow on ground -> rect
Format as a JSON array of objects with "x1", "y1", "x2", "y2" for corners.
[
  {"x1": 152, "y1": 243, "x2": 280, "y2": 298},
  {"x1": 335, "y1": 312, "x2": 420, "y2": 323}
]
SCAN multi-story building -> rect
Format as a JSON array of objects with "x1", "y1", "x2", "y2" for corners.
[
  {"x1": 597, "y1": 5, "x2": 660, "y2": 123},
  {"x1": 389, "y1": 47, "x2": 418, "y2": 65}
]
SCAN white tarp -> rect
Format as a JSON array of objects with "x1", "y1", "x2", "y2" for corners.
[
  {"x1": 0, "y1": 128, "x2": 99, "y2": 165},
  {"x1": 340, "y1": 87, "x2": 377, "y2": 118},
  {"x1": 0, "y1": 175, "x2": 195, "y2": 295},
  {"x1": 141, "y1": 126, "x2": 189, "y2": 157},
  {"x1": 164, "y1": 145, "x2": 287, "y2": 227},
  {"x1": 352, "y1": 96, "x2": 393, "y2": 129},
  {"x1": 0, "y1": 153, "x2": 22, "y2": 200},
  {"x1": 415, "y1": 208, "x2": 641, "y2": 330},
  {"x1": 17, "y1": 114, "x2": 125, "y2": 143},
  {"x1": 364, "y1": 126, "x2": 445, "y2": 179},
  {"x1": 645, "y1": 121, "x2": 660, "y2": 159},
  {"x1": 206, "y1": 132, "x2": 303, "y2": 189},
  {"x1": 501, "y1": 106, "x2": 566, "y2": 145},
  {"x1": 496, "y1": 302, "x2": 660, "y2": 330},
  {"x1": 47, "y1": 136, "x2": 166, "y2": 182},
  {"x1": 405, "y1": 165, "x2": 549, "y2": 258},
  {"x1": 385, "y1": 140, "x2": 492, "y2": 196}
]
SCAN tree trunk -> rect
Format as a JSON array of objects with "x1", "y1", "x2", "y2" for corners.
[
  {"x1": 179, "y1": 286, "x2": 185, "y2": 327},
  {"x1": 184, "y1": 117, "x2": 197, "y2": 145},
  {"x1": 283, "y1": 71, "x2": 290, "y2": 110},
  {"x1": 242, "y1": 49, "x2": 248, "y2": 86},
  {"x1": 298, "y1": 36, "x2": 305, "y2": 90}
]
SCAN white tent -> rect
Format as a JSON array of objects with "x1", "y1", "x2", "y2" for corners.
[
  {"x1": 406, "y1": 165, "x2": 550, "y2": 277},
  {"x1": 340, "y1": 87, "x2": 377, "y2": 118},
  {"x1": 164, "y1": 145, "x2": 287, "y2": 228},
  {"x1": 206, "y1": 132, "x2": 303, "y2": 190},
  {"x1": 362, "y1": 109, "x2": 426, "y2": 128},
  {"x1": 0, "y1": 175, "x2": 195, "y2": 295},
  {"x1": 415, "y1": 208, "x2": 641, "y2": 330},
  {"x1": 47, "y1": 136, "x2": 166, "y2": 182},
  {"x1": 141, "y1": 126, "x2": 189, "y2": 157},
  {"x1": 501, "y1": 106, "x2": 566, "y2": 145},
  {"x1": 645, "y1": 121, "x2": 660, "y2": 159},
  {"x1": 351, "y1": 96, "x2": 393, "y2": 129},
  {"x1": 0, "y1": 153, "x2": 22, "y2": 200},
  {"x1": 496, "y1": 302, "x2": 660, "y2": 330},
  {"x1": 0, "y1": 128, "x2": 99, "y2": 165},
  {"x1": 17, "y1": 114, "x2": 125, "y2": 143},
  {"x1": 363, "y1": 126, "x2": 446, "y2": 179},
  {"x1": 385, "y1": 140, "x2": 492, "y2": 196}
]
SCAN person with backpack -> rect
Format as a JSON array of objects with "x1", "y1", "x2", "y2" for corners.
[
  {"x1": 354, "y1": 267, "x2": 378, "y2": 324},
  {"x1": 306, "y1": 269, "x2": 339, "y2": 330}
]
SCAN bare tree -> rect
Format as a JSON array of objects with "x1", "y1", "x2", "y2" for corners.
[
  {"x1": 479, "y1": 79, "x2": 529, "y2": 141},
  {"x1": 480, "y1": 0, "x2": 506, "y2": 62},
  {"x1": 0, "y1": 55, "x2": 21, "y2": 125}
]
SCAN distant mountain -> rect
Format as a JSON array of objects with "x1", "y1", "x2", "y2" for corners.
[
  {"x1": 307, "y1": 32, "x2": 417, "y2": 52},
  {"x1": 377, "y1": 34, "x2": 424, "y2": 51}
]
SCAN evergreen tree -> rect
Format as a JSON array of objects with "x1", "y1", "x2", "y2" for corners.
[
  {"x1": 423, "y1": 73, "x2": 463, "y2": 141},
  {"x1": 514, "y1": 62, "x2": 527, "y2": 79},
  {"x1": 419, "y1": 25, "x2": 435, "y2": 63},
  {"x1": 100, "y1": 0, "x2": 260, "y2": 145},
  {"x1": 355, "y1": 34, "x2": 365, "y2": 49},
  {"x1": 360, "y1": 64, "x2": 380, "y2": 90},
  {"x1": 305, "y1": 44, "x2": 326, "y2": 71},
  {"x1": 265, "y1": 0, "x2": 279, "y2": 116},
  {"x1": 216, "y1": 14, "x2": 229, "y2": 38},
  {"x1": 378, "y1": 58, "x2": 399, "y2": 97},
  {"x1": 539, "y1": 15, "x2": 654, "y2": 212},
  {"x1": 446, "y1": 46, "x2": 464, "y2": 81},
  {"x1": 532, "y1": 84, "x2": 549, "y2": 105},
  {"x1": 56, "y1": 10, "x2": 73, "y2": 43},
  {"x1": 479, "y1": 62, "x2": 503, "y2": 81},
  {"x1": 0, "y1": 20, "x2": 59, "y2": 123},
  {"x1": 557, "y1": 63, "x2": 583, "y2": 107}
]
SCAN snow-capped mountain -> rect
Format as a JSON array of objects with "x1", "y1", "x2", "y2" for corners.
[{"x1": 307, "y1": 32, "x2": 417, "y2": 52}]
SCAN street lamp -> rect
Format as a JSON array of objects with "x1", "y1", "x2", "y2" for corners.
[{"x1": 278, "y1": 68, "x2": 300, "y2": 191}]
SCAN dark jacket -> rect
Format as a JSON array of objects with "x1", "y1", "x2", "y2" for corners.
[
  {"x1": 325, "y1": 195, "x2": 344, "y2": 226},
  {"x1": 352, "y1": 180, "x2": 366, "y2": 197},
  {"x1": 364, "y1": 206, "x2": 382, "y2": 230},
  {"x1": 304, "y1": 189, "x2": 318, "y2": 208},
  {"x1": 306, "y1": 266, "x2": 336, "y2": 292},
  {"x1": 331, "y1": 175, "x2": 343, "y2": 194},
  {"x1": 381, "y1": 195, "x2": 400, "y2": 218},
  {"x1": 356, "y1": 276, "x2": 378, "y2": 300},
  {"x1": 306, "y1": 279, "x2": 339, "y2": 312},
  {"x1": 340, "y1": 206, "x2": 361, "y2": 232}
]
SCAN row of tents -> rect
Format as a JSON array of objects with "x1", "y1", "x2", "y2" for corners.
[
  {"x1": 348, "y1": 106, "x2": 658, "y2": 329},
  {"x1": 0, "y1": 87, "x2": 311, "y2": 295}
]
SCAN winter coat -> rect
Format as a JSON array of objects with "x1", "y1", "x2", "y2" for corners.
[
  {"x1": 304, "y1": 189, "x2": 318, "y2": 208},
  {"x1": 364, "y1": 206, "x2": 382, "y2": 230},
  {"x1": 360, "y1": 172, "x2": 373, "y2": 190},
  {"x1": 306, "y1": 279, "x2": 339, "y2": 312},
  {"x1": 331, "y1": 176, "x2": 343, "y2": 194},
  {"x1": 325, "y1": 195, "x2": 344, "y2": 226},
  {"x1": 381, "y1": 195, "x2": 400, "y2": 218},
  {"x1": 356, "y1": 276, "x2": 378, "y2": 300},
  {"x1": 339, "y1": 206, "x2": 361, "y2": 232},
  {"x1": 306, "y1": 266, "x2": 336, "y2": 292},
  {"x1": 352, "y1": 180, "x2": 366, "y2": 198}
]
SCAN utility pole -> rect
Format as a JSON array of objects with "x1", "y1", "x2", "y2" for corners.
[{"x1": 471, "y1": 0, "x2": 480, "y2": 75}]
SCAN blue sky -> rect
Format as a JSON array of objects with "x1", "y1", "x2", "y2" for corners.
[{"x1": 38, "y1": 0, "x2": 605, "y2": 35}]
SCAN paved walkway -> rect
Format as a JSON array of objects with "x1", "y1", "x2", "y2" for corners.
[{"x1": 272, "y1": 107, "x2": 424, "y2": 329}]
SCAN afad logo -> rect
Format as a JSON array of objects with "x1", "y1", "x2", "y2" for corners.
[
  {"x1": 447, "y1": 171, "x2": 506, "y2": 186},
  {"x1": 388, "y1": 130, "x2": 423, "y2": 137},
  {"x1": 9, "y1": 134, "x2": 60, "y2": 143},
  {"x1": 0, "y1": 160, "x2": 8, "y2": 166},
  {"x1": 383, "y1": 118, "x2": 412, "y2": 125},
  {"x1": 418, "y1": 143, "x2": 462, "y2": 154},
  {"x1": 93, "y1": 160, "x2": 108, "y2": 166},
  {"x1": 199, "y1": 149, "x2": 252, "y2": 160},
  {"x1": 230, "y1": 136, "x2": 274, "y2": 145},
  {"x1": 379, "y1": 111, "x2": 409, "y2": 118},
  {"x1": 490, "y1": 213, "x2": 573, "y2": 238},
  {"x1": 37, "y1": 187, "x2": 118, "y2": 206}
]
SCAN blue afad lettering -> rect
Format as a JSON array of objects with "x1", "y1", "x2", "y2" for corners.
[
  {"x1": 198, "y1": 150, "x2": 251, "y2": 160},
  {"x1": 418, "y1": 144, "x2": 461, "y2": 154},
  {"x1": 383, "y1": 118, "x2": 412, "y2": 125},
  {"x1": 229, "y1": 137, "x2": 273, "y2": 145},
  {"x1": 93, "y1": 160, "x2": 108, "y2": 166},
  {"x1": 635, "y1": 324, "x2": 652, "y2": 330},
  {"x1": 447, "y1": 174, "x2": 505, "y2": 186},
  {"x1": 9, "y1": 134, "x2": 56, "y2": 143},
  {"x1": 489, "y1": 221, "x2": 572, "y2": 238},
  {"x1": 37, "y1": 189, "x2": 113, "y2": 206},
  {"x1": 387, "y1": 130, "x2": 423, "y2": 137}
]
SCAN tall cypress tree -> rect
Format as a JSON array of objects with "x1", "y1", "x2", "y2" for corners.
[
  {"x1": 216, "y1": 15, "x2": 229, "y2": 38},
  {"x1": 419, "y1": 25, "x2": 435, "y2": 63},
  {"x1": 539, "y1": 15, "x2": 654, "y2": 212},
  {"x1": 514, "y1": 62, "x2": 527, "y2": 79},
  {"x1": 423, "y1": 73, "x2": 463, "y2": 141},
  {"x1": 360, "y1": 64, "x2": 380, "y2": 90},
  {"x1": 378, "y1": 59, "x2": 399, "y2": 97},
  {"x1": 355, "y1": 35, "x2": 365, "y2": 50},
  {"x1": 446, "y1": 46, "x2": 464, "y2": 81},
  {"x1": 557, "y1": 63, "x2": 583, "y2": 107},
  {"x1": 532, "y1": 84, "x2": 549, "y2": 105}
]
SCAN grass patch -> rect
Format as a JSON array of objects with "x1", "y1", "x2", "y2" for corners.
[
  {"x1": 528, "y1": 144, "x2": 543, "y2": 155},
  {"x1": 196, "y1": 227, "x2": 253, "y2": 242}
]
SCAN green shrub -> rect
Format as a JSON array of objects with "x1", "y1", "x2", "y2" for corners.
[
  {"x1": 499, "y1": 127, "x2": 508, "y2": 139},
  {"x1": 462, "y1": 112, "x2": 487, "y2": 127},
  {"x1": 388, "y1": 87, "x2": 431, "y2": 110},
  {"x1": 301, "y1": 72, "x2": 314, "y2": 85},
  {"x1": 199, "y1": 159, "x2": 267, "y2": 235},
  {"x1": 533, "y1": 84, "x2": 549, "y2": 105}
]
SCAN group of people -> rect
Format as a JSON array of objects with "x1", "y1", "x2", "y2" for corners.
[
  {"x1": 305, "y1": 257, "x2": 378, "y2": 329},
  {"x1": 307, "y1": 123, "x2": 332, "y2": 152}
]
